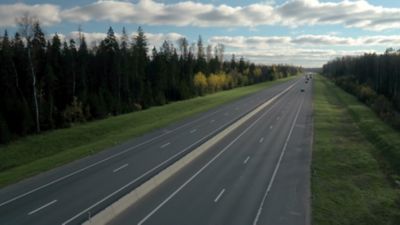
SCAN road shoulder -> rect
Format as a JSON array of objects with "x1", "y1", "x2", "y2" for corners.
[{"x1": 312, "y1": 75, "x2": 400, "y2": 225}]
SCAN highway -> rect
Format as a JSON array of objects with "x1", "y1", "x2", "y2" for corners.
[
  {"x1": 109, "y1": 76, "x2": 312, "y2": 225},
  {"x1": 0, "y1": 77, "x2": 308, "y2": 225}
]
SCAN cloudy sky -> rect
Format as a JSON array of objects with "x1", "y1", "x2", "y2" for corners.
[{"x1": 1, "y1": 0, "x2": 400, "y2": 67}]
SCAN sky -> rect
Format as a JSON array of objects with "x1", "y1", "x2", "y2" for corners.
[{"x1": 1, "y1": 0, "x2": 400, "y2": 67}]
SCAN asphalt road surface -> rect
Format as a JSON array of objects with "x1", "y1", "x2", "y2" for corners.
[
  {"x1": 109, "y1": 76, "x2": 313, "y2": 225},
  {"x1": 0, "y1": 77, "x2": 309, "y2": 225}
]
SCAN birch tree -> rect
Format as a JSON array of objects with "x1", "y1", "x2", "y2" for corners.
[{"x1": 16, "y1": 14, "x2": 40, "y2": 133}]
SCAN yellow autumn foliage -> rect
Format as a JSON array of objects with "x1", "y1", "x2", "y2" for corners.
[{"x1": 194, "y1": 72, "x2": 208, "y2": 95}]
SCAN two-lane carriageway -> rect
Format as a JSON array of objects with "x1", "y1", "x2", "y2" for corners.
[{"x1": 109, "y1": 77, "x2": 313, "y2": 225}]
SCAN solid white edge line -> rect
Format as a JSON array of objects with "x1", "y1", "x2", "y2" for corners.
[
  {"x1": 136, "y1": 84, "x2": 295, "y2": 225},
  {"x1": 0, "y1": 104, "x2": 226, "y2": 208},
  {"x1": 214, "y1": 189, "x2": 226, "y2": 202},
  {"x1": 252, "y1": 96, "x2": 305, "y2": 225},
  {"x1": 113, "y1": 164, "x2": 129, "y2": 173},
  {"x1": 61, "y1": 102, "x2": 272, "y2": 225},
  {"x1": 27, "y1": 200, "x2": 57, "y2": 215},
  {"x1": 60, "y1": 78, "x2": 299, "y2": 225}
]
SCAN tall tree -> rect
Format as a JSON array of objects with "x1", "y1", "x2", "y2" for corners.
[
  {"x1": 120, "y1": 27, "x2": 131, "y2": 111},
  {"x1": 177, "y1": 37, "x2": 189, "y2": 59},
  {"x1": 17, "y1": 15, "x2": 41, "y2": 133},
  {"x1": 0, "y1": 25, "x2": 301, "y2": 144},
  {"x1": 133, "y1": 26, "x2": 148, "y2": 107},
  {"x1": 12, "y1": 32, "x2": 33, "y2": 135},
  {"x1": 77, "y1": 34, "x2": 89, "y2": 103},
  {"x1": 206, "y1": 44, "x2": 212, "y2": 62},
  {"x1": 196, "y1": 36, "x2": 207, "y2": 73},
  {"x1": 42, "y1": 34, "x2": 61, "y2": 128},
  {"x1": 230, "y1": 54, "x2": 236, "y2": 71},
  {"x1": 0, "y1": 30, "x2": 13, "y2": 141}
]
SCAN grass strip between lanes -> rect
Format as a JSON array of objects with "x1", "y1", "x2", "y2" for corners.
[
  {"x1": 312, "y1": 75, "x2": 400, "y2": 225},
  {"x1": 0, "y1": 76, "x2": 297, "y2": 187}
]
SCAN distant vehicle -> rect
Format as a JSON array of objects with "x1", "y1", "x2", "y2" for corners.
[{"x1": 301, "y1": 88, "x2": 305, "y2": 92}]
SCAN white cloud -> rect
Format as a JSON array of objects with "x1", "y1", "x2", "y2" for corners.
[
  {"x1": 209, "y1": 36, "x2": 291, "y2": 48},
  {"x1": 47, "y1": 31, "x2": 398, "y2": 67},
  {"x1": 146, "y1": 32, "x2": 185, "y2": 47},
  {"x1": 275, "y1": 0, "x2": 400, "y2": 31},
  {"x1": 0, "y1": 3, "x2": 60, "y2": 27},
  {"x1": 63, "y1": 31, "x2": 185, "y2": 48},
  {"x1": 210, "y1": 34, "x2": 395, "y2": 67},
  {"x1": 209, "y1": 35, "x2": 400, "y2": 47},
  {"x1": 58, "y1": 0, "x2": 400, "y2": 31},
  {"x1": 3, "y1": 0, "x2": 400, "y2": 67},
  {"x1": 228, "y1": 48, "x2": 376, "y2": 67},
  {"x1": 62, "y1": 1, "x2": 136, "y2": 23},
  {"x1": 69, "y1": 31, "x2": 107, "y2": 46},
  {"x1": 60, "y1": 0, "x2": 277, "y2": 27},
  {"x1": 36, "y1": 31, "x2": 391, "y2": 67},
  {"x1": 1, "y1": 0, "x2": 400, "y2": 31}
]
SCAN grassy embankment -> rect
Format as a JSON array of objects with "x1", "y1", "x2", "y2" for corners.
[
  {"x1": 312, "y1": 75, "x2": 400, "y2": 224},
  {"x1": 0, "y1": 76, "x2": 297, "y2": 187}
]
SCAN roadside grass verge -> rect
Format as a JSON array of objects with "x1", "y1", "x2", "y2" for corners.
[
  {"x1": 0, "y1": 76, "x2": 296, "y2": 187},
  {"x1": 312, "y1": 75, "x2": 400, "y2": 225}
]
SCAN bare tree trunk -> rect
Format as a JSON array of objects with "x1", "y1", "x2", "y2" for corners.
[
  {"x1": 28, "y1": 46, "x2": 40, "y2": 133},
  {"x1": 11, "y1": 60, "x2": 25, "y2": 98},
  {"x1": 16, "y1": 14, "x2": 40, "y2": 132},
  {"x1": 12, "y1": 61, "x2": 20, "y2": 89}
]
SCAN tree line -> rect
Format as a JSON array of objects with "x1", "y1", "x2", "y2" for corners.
[
  {"x1": 322, "y1": 49, "x2": 400, "y2": 128},
  {"x1": 0, "y1": 18, "x2": 302, "y2": 144}
]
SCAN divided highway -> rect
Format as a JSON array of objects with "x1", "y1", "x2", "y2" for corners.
[
  {"x1": 0, "y1": 77, "x2": 308, "y2": 225},
  {"x1": 109, "y1": 76, "x2": 312, "y2": 225}
]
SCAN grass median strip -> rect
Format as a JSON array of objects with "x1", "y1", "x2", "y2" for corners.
[
  {"x1": 312, "y1": 75, "x2": 400, "y2": 225},
  {"x1": 0, "y1": 76, "x2": 296, "y2": 187}
]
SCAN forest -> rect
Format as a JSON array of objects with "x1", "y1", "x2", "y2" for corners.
[
  {"x1": 322, "y1": 49, "x2": 400, "y2": 128},
  {"x1": 0, "y1": 19, "x2": 302, "y2": 144}
]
